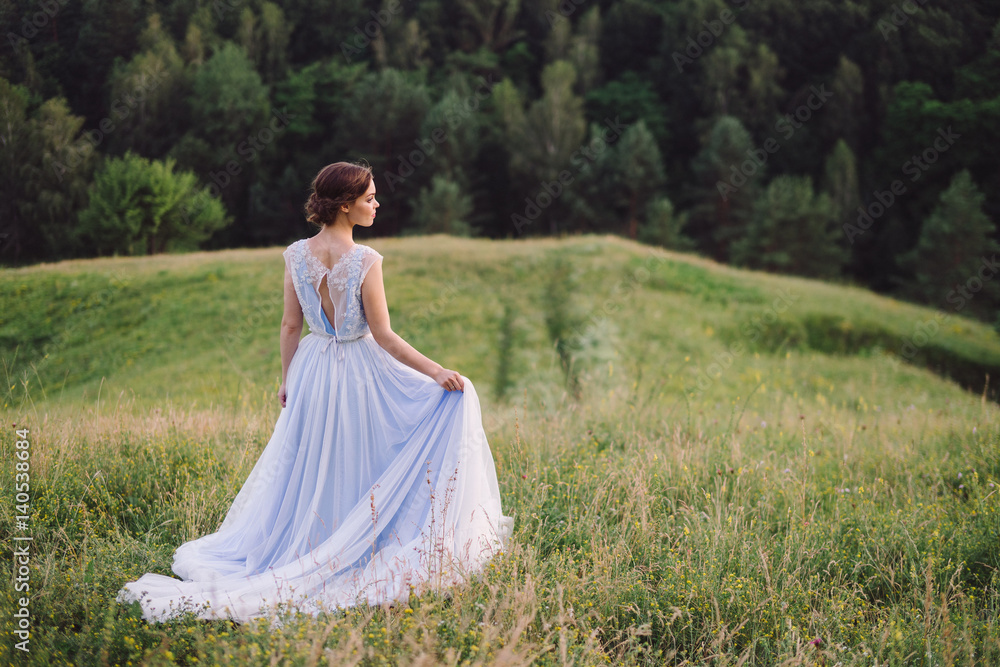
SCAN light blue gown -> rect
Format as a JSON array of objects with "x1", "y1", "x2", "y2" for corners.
[{"x1": 117, "y1": 240, "x2": 513, "y2": 622}]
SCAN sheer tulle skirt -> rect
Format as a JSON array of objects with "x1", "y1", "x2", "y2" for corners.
[{"x1": 117, "y1": 332, "x2": 513, "y2": 622}]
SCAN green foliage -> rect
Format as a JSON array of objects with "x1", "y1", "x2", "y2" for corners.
[
  {"x1": 0, "y1": 78, "x2": 96, "y2": 262},
  {"x1": 732, "y1": 175, "x2": 848, "y2": 279},
  {"x1": 690, "y1": 115, "x2": 758, "y2": 262},
  {"x1": 584, "y1": 70, "x2": 669, "y2": 150},
  {"x1": 417, "y1": 83, "x2": 488, "y2": 189},
  {"x1": 169, "y1": 41, "x2": 270, "y2": 201},
  {"x1": 493, "y1": 298, "x2": 519, "y2": 402},
  {"x1": 599, "y1": 0, "x2": 664, "y2": 75},
  {"x1": 496, "y1": 60, "x2": 587, "y2": 233},
  {"x1": 542, "y1": 254, "x2": 584, "y2": 397},
  {"x1": 900, "y1": 169, "x2": 1000, "y2": 317},
  {"x1": 452, "y1": 0, "x2": 522, "y2": 52},
  {"x1": 105, "y1": 14, "x2": 188, "y2": 160},
  {"x1": 236, "y1": 2, "x2": 292, "y2": 83},
  {"x1": 408, "y1": 175, "x2": 475, "y2": 236},
  {"x1": 826, "y1": 56, "x2": 865, "y2": 151},
  {"x1": 638, "y1": 196, "x2": 694, "y2": 251},
  {"x1": 601, "y1": 120, "x2": 666, "y2": 239},
  {"x1": 525, "y1": 60, "x2": 587, "y2": 180},
  {"x1": 698, "y1": 27, "x2": 785, "y2": 138},
  {"x1": 77, "y1": 151, "x2": 231, "y2": 256},
  {"x1": 331, "y1": 67, "x2": 431, "y2": 234},
  {"x1": 543, "y1": 6, "x2": 601, "y2": 95},
  {"x1": 822, "y1": 139, "x2": 861, "y2": 221}
]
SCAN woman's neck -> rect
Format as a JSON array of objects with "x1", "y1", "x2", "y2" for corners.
[{"x1": 314, "y1": 221, "x2": 355, "y2": 248}]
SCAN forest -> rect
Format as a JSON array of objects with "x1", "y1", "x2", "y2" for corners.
[{"x1": 2, "y1": 0, "x2": 999, "y2": 324}]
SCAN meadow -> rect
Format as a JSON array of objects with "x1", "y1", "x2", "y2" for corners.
[{"x1": 1, "y1": 235, "x2": 998, "y2": 665}]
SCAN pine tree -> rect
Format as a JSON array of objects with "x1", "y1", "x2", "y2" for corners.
[
  {"x1": 602, "y1": 120, "x2": 665, "y2": 239},
  {"x1": 0, "y1": 79, "x2": 96, "y2": 262},
  {"x1": 106, "y1": 14, "x2": 187, "y2": 160},
  {"x1": 639, "y1": 196, "x2": 694, "y2": 251},
  {"x1": 408, "y1": 175, "x2": 474, "y2": 236},
  {"x1": 418, "y1": 84, "x2": 486, "y2": 190},
  {"x1": 543, "y1": 6, "x2": 602, "y2": 96},
  {"x1": 731, "y1": 175, "x2": 847, "y2": 279},
  {"x1": 825, "y1": 56, "x2": 865, "y2": 152},
  {"x1": 690, "y1": 115, "x2": 758, "y2": 262},
  {"x1": 902, "y1": 170, "x2": 1000, "y2": 319},
  {"x1": 453, "y1": 0, "x2": 522, "y2": 52},
  {"x1": 495, "y1": 61, "x2": 586, "y2": 234},
  {"x1": 171, "y1": 42, "x2": 270, "y2": 178}
]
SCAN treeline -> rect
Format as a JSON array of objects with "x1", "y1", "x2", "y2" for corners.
[{"x1": 2, "y1": 0, "x2": 999, "y2": 323}]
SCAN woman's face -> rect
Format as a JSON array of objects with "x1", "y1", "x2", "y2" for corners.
[{"x1": 346, "y1": 179, "x2": 378, "y2": 228}]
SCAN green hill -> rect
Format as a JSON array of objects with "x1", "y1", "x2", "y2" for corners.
[
  {"x1": 3, "y1": 234, "x2": 999, "y2": 412},
  {"x1": 1, "y1": 236, "x2": 998, "y2": 665}
]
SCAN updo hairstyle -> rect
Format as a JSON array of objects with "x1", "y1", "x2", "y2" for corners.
[{"x1": 304, "y1": 161, "x2": 373, "y2": 228}]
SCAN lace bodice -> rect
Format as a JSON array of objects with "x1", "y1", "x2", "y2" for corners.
[{"x1": 283, "y1": 239, "x2": 383, "y2": 340}]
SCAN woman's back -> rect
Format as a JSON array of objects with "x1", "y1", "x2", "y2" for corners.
[{"x1": 283, "y1": 239, "x2": 383, "y2": 341}]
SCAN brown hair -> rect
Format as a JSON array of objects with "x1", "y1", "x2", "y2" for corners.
[{"x1": 304, "y1": 161, "x2": 373, "y2": 228}]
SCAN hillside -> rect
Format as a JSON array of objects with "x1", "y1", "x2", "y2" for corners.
[
  {"x1": 3, "y1": 234, "x2": 999, "y2": 414},
  {"x1": 1, "y1": 236, "x2": 998, "y2": 665}
]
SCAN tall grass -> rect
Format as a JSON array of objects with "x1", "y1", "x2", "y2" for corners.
[{"x1": 1, "y1": 235, "x2": 998, "y2": 665}]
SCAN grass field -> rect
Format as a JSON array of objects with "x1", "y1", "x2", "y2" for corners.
[{"x1": 1, "y1": 234, "x2": 998, "y2": 665}]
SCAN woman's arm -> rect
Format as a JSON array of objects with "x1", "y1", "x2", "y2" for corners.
[
  {"x1": 278, "y1": 264, "x2": 304, "y2": 406},
  {"x1": 361, "y1": 260, "x2": 464, "y2": 392}
]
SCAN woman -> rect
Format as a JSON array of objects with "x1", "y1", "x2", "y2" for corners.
[{"x1": 118, "y1": 161, "x2": 513, "y2": 623}]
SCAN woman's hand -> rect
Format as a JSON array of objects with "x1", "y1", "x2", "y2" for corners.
[
  {"x1": 278, "y1": 383, "x2": 288, "y2": 407},
  {"x1": 434, "y1": 368, "x2": 464, "y2": 392}
]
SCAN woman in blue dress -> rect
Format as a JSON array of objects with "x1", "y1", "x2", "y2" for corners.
[{"x1": 118, "y1": 161, "x2": 513, "y2": 622}]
